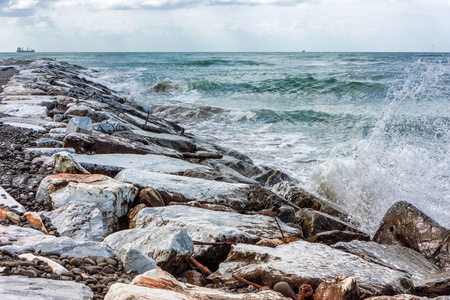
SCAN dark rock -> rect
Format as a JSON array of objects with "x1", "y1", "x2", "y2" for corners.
[
  {"x1": 69, "y1": 257, "x2": 81, "y2": 266},
  {"x1": 22, "y1": 269, "x2": 38, "y2": 278},
  {"x1": 273, "y1": 281, "x2": 297, "y2": 300},
  {"x1": 246, "y1": 186, "x2": 298, "y2": 212},
  {"x1": 373, "y1": 201, "x2": 450, "y2": 271},
  {"x1": 414, "y1": 271, "x2": 450, "y2": 296},
  {"x1": 127, "y1": 204, "x2": 147, "y2": 229},
  {"x1": 298, "y1": 208, "x2": 364, "y2": 239},
  {"x1": 139, "y1": 187, "x2": 165, "y2": 207},
  {"x1": 308, "y1": 230, "x2": 370, "y2": 245},
  {"x1": 314, "y1": 276, "x2": 361, "y2": 300},
  {"x1": 183, "y1": 270, "x2": 208, "y2": 286}
]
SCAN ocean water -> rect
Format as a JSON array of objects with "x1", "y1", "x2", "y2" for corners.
[{"x1": 2, "y1": 52, "x2": 449, "y2": 234}]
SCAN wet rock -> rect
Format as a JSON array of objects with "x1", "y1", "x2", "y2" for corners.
[
  {"x1": 139, "y1": 187, "x2": 165, "y2": 207},
  {"x1": 36, "y1": 173, "x2": 137, "y2": 235},
  {"x1": 44, "y1": 201, "x2": 104, "y2": 241},
  {"x1": 132, "y1": 129, "x2": 197, "y2": 153},
  {"x1": 308, "y1": 230, "x2": 370, "y2": 245},
  {"x1": 0, "y1": 276, "x2": 94, "y2": 299},
  {"x1": 246, "y1": 186, "x2": 299, "y2": 212},
  {"x1": 298, "y1": 208, "x2": 364, "y2": 239},
  {"x1": 275, "y1": 181, "x2": 350, "y2": 220},
  {"x1": 119, "y1": 243, "x2": 160, "y2": 274},
  {"x1": 53, "y1": 151, "x2": 90, "y2": 174},
  {"x1": 66, "y1": 116, "x2": 93, "y2": 134},
  {"x1": 105, "y1": 269, "x2": 288, "y2": 300},
  {"x1": 210, "y1": 241, "x2": 414, "y2": 298},
  {"x1": 373, "y1": 201, "x2": 450, "y2": 271},
  {"x1": 314, "y1": 276, "x2": 361, "y2": 300},
  {"x1": 63, "y1": 132, "x2": 180, "y2": 157}
]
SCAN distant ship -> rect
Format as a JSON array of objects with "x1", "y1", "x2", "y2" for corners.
[{"x1": 17, "y1": 47, "x2": 35, "y2": 53}]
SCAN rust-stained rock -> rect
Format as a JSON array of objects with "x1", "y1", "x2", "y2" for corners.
[
  {"x1": 308, "y1": 230, "x2": 370, "y2": 245},
  {"x1": 298, "y1": 208, "x2": 364, "y2": 239},
  {"x1": 414, "y1": 271, "x2": 450, "y2": 296},
  {"x1": 24, "y1": 212, "x2": 49, "y2": 234},
  {"x1": 183, "y1": 270, "x2": 208, "y2": 286},
  {"x1": 373, "y1": 201, "x2": 450, "y2": 271},
  {"x1": 0, "y1": 207, "x2": 19, "y2": 224},
  {"x1": 128, "y1": 204, "x2": 147, "y2": 229},
  {"x1": 314, "y1": 276, "x2": 360, "y2": 300},
  {"x1": 104, "y1": 268, "x2": 290, "y2": 300},
  {"x1": 139, "y1": 187, "x2": 165, "y2": 207}
]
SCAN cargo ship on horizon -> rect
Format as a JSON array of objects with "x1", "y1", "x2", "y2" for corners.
[{"x1": 16, "y1": 47, "x2": 35, "y2": 53}]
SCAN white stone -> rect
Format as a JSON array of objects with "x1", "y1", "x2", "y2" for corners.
[
  {"x1": 36, "y1": 174, "x2": 137, "y2": 236},
  {"x1": 115, "y1": 169, "x2": 252, "y2": 205},
  {"x1": 0, "y1": 104, "x2": 48, "y2": 118},
  {"x1": 135, "y1": 206, "x2": 301, "y2": 256},
  {"x1": 105, "y1": 269, "x2": 288, "y2": 300},
  {"x1": 0, "y1": 276, "x2": 94, "y2": 300},
  {"x1": 0, "y1": 225, "x2": 116, "y2": 257},
  {"x1": 211, "y1": 241, "x2": 415, "y2": 297},
  {"x1": 44, "y1": 201, "x2": 104, "y2": 241},
  {"x1": 104, "y1": 227, "x2": 193, "y2": 270},
  {"x1": 0, "y1": 186, "x2": 25, "y2": 214},
  {"x1": 66, "y1": 116, "x2": 93, "y2": 134},
  {"x1": 119, "y1": 243, "x2": 160, "y2": 274},
  {"x1": 19, "y1": 253, "x2": 68, "y2": 275},
  {"x1": 54, "y1": 151, "x2": 90, "y2": 174},
  {"x1": 2, "y1": 122, "x2": 46, "y2": 132},
  {"x1": 73, "y1": 153, "x2": 211, "y2": 175}
]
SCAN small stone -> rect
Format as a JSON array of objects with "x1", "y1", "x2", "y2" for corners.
[
  {"x1": 69, "y1": 257, "x2": 81, "y2": 266},
  {"x1": 83, "y1": 257, "x2": 96, "y2": 265},
  {"x1": 22, "y1": 269, "x2": 38, "y2": 278}
]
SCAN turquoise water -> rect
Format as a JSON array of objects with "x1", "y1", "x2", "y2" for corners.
[{"x1": 1, "y1": 52, "x2": 449, "y2": 232}]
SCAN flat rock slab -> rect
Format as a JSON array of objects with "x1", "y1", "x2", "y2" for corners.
[
  {"x1": 333, "y1": 240, "x2": 441, "y2": 281},
  {"x1": 2, "y1": 121, "x2": 47, "y2": 132},
  {"x1": 0, "y1": 186, "x2": 25, "y2": 214},
  {"x1": 0, "y1": 275, "x2": 93, "y2": 300},
  {"x1": 72, "y1": 153, "x2": 211, "y2": 175},
  {"x1": 105, "y1": 269, "x2": 289, "y2": 300},
  {"x1": 0, "y1": 103, "x2": 48, "y2": 118},
  {"x1": 115, "y1": 169, "x2": 252, "y2": 206},
  {"x1": 211, "y1": 241, "x2": 414, "y2": 298},
  {"x1": 0, "y1": 225, "x2": 116, "y2": 257}
]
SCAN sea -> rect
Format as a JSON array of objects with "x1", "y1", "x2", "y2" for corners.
[{"x1": 1, "y1": 52, "x2": 449, "y2": 234}]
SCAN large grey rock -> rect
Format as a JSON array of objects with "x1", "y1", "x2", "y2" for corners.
[
  {"x1": 65, "y1": 105, "x2": 107, "y2": 122},
  {"x1": 36, "y1": 174, "x2": 137, "y2": 235},
  {"x1": 373, "y1": 201, "x2": 450, "y2": 271},
  {"x1": 66, "y1": 116, "x2": 93, "y2": 134},
  {"x1": 104, "y1": 227, "x2": 193, "y2": 273},
  {"x1": 414, "y1": 271, "x2": 450, "y2": 296},
  {"x1": 119, "y1": 243, "x2": 160, "y2": 274},
  {"x1": 53, "y1": 151, "x2": 90, "y2": 174},
  {"x1": 333, "y1": 240, "x2": 441, "y2": 281},
  {"x1": 0, "y1": 275, "x2": 93, "y2": 299},
  {"x1": 0, "y1": 224, "x2": 115, "y2": 257},
  {"x1": 210, "y1": 241, "x2": 414, "y2": 298},
  {"x1": 72, "y1": 153, "x2": 211, "y2": 176},
  {"x1": 105, "y1": 269, "x2": 289, "y2": 300},
  {"x1": 115, "y1": 169, "x2": 253, "y2": 206},
  {"x1": 132, "y1": 129, "x2": 197, "y2": 153},
  {"x1": 298, "y1": 208, "x2": 365, "y2": 239},
  {"x1": 44, "y1": 201, "x2": 104, "y2": 241}
]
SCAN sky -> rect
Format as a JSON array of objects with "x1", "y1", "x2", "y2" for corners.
[{"x1": 0, "y1": 0, "x2": 449, "y2": 52}]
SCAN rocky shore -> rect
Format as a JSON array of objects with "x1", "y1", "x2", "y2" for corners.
[{"x1": 0, "y1": 57, "x2": 448, "y2": 300}]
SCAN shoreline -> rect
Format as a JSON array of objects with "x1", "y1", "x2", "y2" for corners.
[{"x1": 0, "y1": 58, "x2": 448, "y2": 299}]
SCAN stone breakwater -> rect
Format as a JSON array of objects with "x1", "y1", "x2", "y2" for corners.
[{"x1": 0, "y1": 57, "x2": 448, "y2": 300}]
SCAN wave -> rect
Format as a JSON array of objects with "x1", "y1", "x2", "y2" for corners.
[{"x1": 178, "y1": 59, "x2": 267, "y2": 67}]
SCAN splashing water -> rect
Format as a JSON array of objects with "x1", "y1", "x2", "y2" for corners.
[{"x1": 308, "y1": 59, "x2": 450, "y2": 234}]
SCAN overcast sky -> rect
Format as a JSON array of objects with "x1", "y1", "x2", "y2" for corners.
[{"x1": 1, "y1": 0, "x2": 449, "y2": 52}]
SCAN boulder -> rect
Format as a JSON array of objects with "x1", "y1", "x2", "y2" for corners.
[
  {"x1": 308, "y1": 230, "x2": 370, "y2": 245},
  {"x1": 133, "y1": 129, "x2": 197, "y2": 153},
  {"x1": 414, "y1": 271, "x2": 450, "y2": 296},
  {"x1": 246, "y1": 186, "x2": 299, "y2": 212},
  {"x1": 103, "y1": 227, "x2": 193, "y2": 273},
  {"x1": 333, "y1": 240, "x2": 441, "y2": 281},
  {"x1": 104, "y1": 269, "x2": 289, "y2": 300},
  {"x1": 71, "y1": 153, "x2": 209, "y2": 176},
  {"x1": 210, "y1": 241, "x2": 414, "y2": 298},
  {"x1": 94, "y1": 120, "x2": 129, "y2": 134},
  {"x1": 115, "y1": 169, "x2": 253, "y2": 206},
  {"x1": 44, "y1": 201, "x2": 104, "y2": 241},
  {"x1": 128, "y1": 204, "x2": 147, "y2": 229},
  {"x1": 275, "y1": 181, "x2": 350, "y2": 220},
  {"x1": 139, "y1": 187, "x2": 165, "y2": 207},
  {"x1": 0, "y1": 186, "x2": 25, "y2": 214},
  {"x1": 298, "y1": 208, "x2": 365, "y2": 239},
  {"x1": 373, "y1": 201, "x2": 450, "y2": 271},
  {"x1": 63, "y1": 132, "x2": 181, "y2": 157},
  {"x1": 0, "y1": 224, "x2": 116, "y2": 257},
  {"x1": 35, "y1": 138, "x2": 64, "y2": 148},
  {"x1": 66, "y1": 116, "x2": 93, "y2": 134},
  {"x1": 36, "y1": 173, "x2": 137, "y2": 235},
  {"x1": 53, "y1": 151, "x2": 90, "y2": 174},
  {"x1": 0, "y1": 275, "x2": 93, "y2": 300},
  {"x1": 65, "y1": 105, "x2": 108, "y2": 122},
  {"x1": 119, "y1": 243, "x2": 160, "y2": 274},
  {"x1": 314, "y1": 276, "x2": 361, "y2": 300}
]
